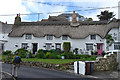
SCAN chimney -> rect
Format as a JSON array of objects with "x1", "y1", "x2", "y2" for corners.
[
  {"x1": 72, "y1": 11, "x2": 76, "y2": 23},
  {"x1": 14, "y1": 14, "x2": 21, "y2": 25}
]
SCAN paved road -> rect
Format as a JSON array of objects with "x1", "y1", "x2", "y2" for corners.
[{"x1": 1, "y1": 63, "x2": 87, "y2": 79}]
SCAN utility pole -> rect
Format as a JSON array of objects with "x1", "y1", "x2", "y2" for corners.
[{"x1": 38, "y1": 13, "x2": 40, "y2": 21}]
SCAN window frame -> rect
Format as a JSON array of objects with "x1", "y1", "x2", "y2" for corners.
[
  {"x1": 86, "y1": 43, "x2": 93, "y2": 51},
  {"x1": 114, "y1": 42, "x2": 120, "y2": 50},
  {"x1": 90, "y1": 35, "x2": 96, "y2": 40},
  {"x1": 21, "y1": 43, "x2": 28, "y2": 49},
  {"x1": 46, "y1": 35, "x2": 53, "y2": 40},
  {"x1": 25, "y1": 34, "x2": 32, "y2": 40},
  {"x1": 62, "y1": 35, "x2": 68, "y2": 40}
]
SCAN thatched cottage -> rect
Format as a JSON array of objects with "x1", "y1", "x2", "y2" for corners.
[{"x1": 0, "y1": 12, "x2": 120, "y2": 55}]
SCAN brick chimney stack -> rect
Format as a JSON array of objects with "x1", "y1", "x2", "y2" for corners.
[{"x1": 72, "y1": 11, "x2": 76, "y2": 23}]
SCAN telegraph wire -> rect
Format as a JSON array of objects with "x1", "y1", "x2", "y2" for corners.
[{"x1": 0, "y1": 6, "x2": 118, "y2": 16}]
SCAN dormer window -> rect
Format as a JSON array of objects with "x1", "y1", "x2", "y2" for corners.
[
  {"x1": 90, "y1": 35, "x2": 96, "y2": 40},
  {"x1": 62, "y1": 35, "x2": 68, "y2": 40},
  {"x1": 25, "y1": 34, "x2": 32, "y2": 40},
  {"x1": 46, "y1": 35, "x2": 53, "y2": 40}
]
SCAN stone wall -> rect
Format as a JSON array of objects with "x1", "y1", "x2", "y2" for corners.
[{"x1": 93, "y1": 52, "x2": 117, "y2": 71}]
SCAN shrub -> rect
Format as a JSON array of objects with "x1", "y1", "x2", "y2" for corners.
[
  {"x1": 74, "y1": 54, "x2": 80, "y2": 59},
  {"x1": 2, "y1": 50, "x2": 12, "y2": 55},
  {"x1": 75, "y1": 48, "x2": 78, "y2": 54},
  {"x1": 91, "y1": 51, "x2": 94, "y2": 55},
  {"x1": 35, "y1": 51, "x2": 45, "y2": 58},
  {"x1": 49, "y1": 53, "x2": 57, "y2": 59},
  {"x1": 94, "y1": 51, "x2": 98, "y2": 55},
  {"x1": 87, "y1": 56, "x2": 96, "y2": 61},
  {"x1": 79, "y1": 54, "x2": 89, "y2": 59},
  {"x1": 102, "y1": 51, "x2": 105, "y2": 56},
  {"x1": 49, "y1": 49, "x2": 58, "y2": 54},
  {"x1": 64, "y1": 52, "x2": 74, "y2": 59},
  {"x1": 46, "y1": 52, "x2": 51, "y2": 58},
  {"x1": 15, "y1": 48, "x2": 28, "y2": 58},
  {"x1": 63, "y1": 42, "x2": 71, "y2": 53},
  {"x1": 57, "y1": 55, "x2": 61, "y2": 59},
  {"x1": 37, "y1": 49, "x2": 44, "y2": 53}
]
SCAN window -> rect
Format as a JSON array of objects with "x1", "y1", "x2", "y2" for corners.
[
  {"x1": 62, "y1": 35, "x2": 68, "y2": 40},
  {"x1": 90, "y1": 35, "x2": 96, "y2": 40},
  {"x1": 1, "y1": 43, "x2": 4, "y2": 51},
  {"x1": 114, "y1": 42, "x2": 120, "y2": 50},
  {"x1": 46, "y1": 35, "x2": 53, "y2": 40},
  {"x1": 45, "y1": 43, "x2": 52, "y2": 50},
  {"x1": 21, "y1": 43, "x2": 28, "y2": 49},
  {"x1": 55, "y1": 43, "x2": 61, "y2": 50},
  {"x1": 86, "y1": 43, "x2": 93, "y2": 51},
  {"x1": 25, "y1": 34, "x2": 32, "y2": 40}
]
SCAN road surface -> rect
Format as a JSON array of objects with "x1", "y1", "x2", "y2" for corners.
[{"x1": 1, "y1": 63, "x2": 89, "y2": 80}]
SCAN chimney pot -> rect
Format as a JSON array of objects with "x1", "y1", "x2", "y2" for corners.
[{"x1": 72, "y1": 11, "x2": 76, "y2": 23}]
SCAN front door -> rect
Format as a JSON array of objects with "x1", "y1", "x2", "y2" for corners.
[
  {"x1": 32, "y1": 43, "x2": 38, "y2": 54},
  {"x1": 97, "y1": 43, "x2": 103, "y2": 55}
]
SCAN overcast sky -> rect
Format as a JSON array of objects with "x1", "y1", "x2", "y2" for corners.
[{"x1": 0, "y1": 0, "x2": 119, "y2": 24}]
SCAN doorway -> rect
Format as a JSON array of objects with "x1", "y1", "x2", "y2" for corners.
[
  {"x1": 97, "y1": 43, "x2": 103, "y2": 55},
  {"x1": 32, "y1": 43, "x2": 38, "y2": 54}
]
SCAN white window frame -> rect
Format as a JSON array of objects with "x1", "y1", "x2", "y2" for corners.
[
  {"x1": 25, "y1": 34, "x2": 32, "y2": 40},
  {"x1": 21, "y1": 43, "x2": 28, "y2": 49},
  {"x1": 90, "y1": 35, "x2": 96, "y2": 40},
  {"x1": 45, "y1": 43, "x2": 52, "y2": 50},
  {"x1": 86, "y1": 43, "x2": 93, "y2": 51},
  {"x1": 114, "y1": 42, "x2": 120, "y2": 50},
  {"x1": 46, "y1": 35, "x2": 53, "y2": 40},
  {"x1": 62, "y1": 35, "x2": 68, "y2": 40}
]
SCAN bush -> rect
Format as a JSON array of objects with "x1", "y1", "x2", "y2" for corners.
[
  {"x1": 102, "y1": 51, "x2": 105, "y2": 56},
  {"x1": 15, "y1": 48, "x2": 28, "y2": 58},
  {"x1": 37, "y1": 49, "x2": 44, "y2": 53},
  {"x1": 46, "y1": 52, "x2": 51, "y2": 58},
  {"x1": 64, "y1": 52, "x2": 74, "y2": 59},
  {"x1": 49, "y1": 53, "x2": 57, "y2": 59},
  {"x1": 79, "y1": 54, "x2": 89, "y2": 59},
  {"x1": 87, "y1": 56, "x2": 96, "y2": 61},
  {"x1": 74, "y1": 54, "x2": 80, "y2": 59},
  {"x1": 2, "y1": 50, "x2": 12, "y2": 55},
  {"x1": 94, "y1": 51, "x2": 98, "y2": 55},
  {"x1": 57, "y1": 55, "x2": 61, "y2": 59},
  {"x1": 49, "y1": 49, "x2": 58, "y2": 54},
  {"x1": 63, "y1": 42, "x2": 71, "y2": 53},
  {"x1": 35, "y1": 51, "x2": 45, "y2": 58}
]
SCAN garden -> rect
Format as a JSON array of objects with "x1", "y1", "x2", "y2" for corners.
[{"x1": 0, "y1": 42, "x2": 108, "y2": 65}]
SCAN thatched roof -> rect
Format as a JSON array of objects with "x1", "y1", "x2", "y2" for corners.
[{"x1": 8, "y1": 18, "x2": 119, "y2": 39}]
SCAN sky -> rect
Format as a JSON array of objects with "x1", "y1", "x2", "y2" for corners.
[{"x1": 0, "y1": 0, "x2": 119, "y2": 24}]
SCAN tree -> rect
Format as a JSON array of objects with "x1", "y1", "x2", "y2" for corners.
[
  {"x1": 97, "y1": 10, "x2": 115, "y2": 21},
  {"x1": 86, "y1": 18, "x2": 93, "y2": 21},
  {"x1": 106, "y1": 34, "x2": 114, "y2": 51}
]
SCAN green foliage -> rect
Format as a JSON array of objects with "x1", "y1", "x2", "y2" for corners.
[
  {"x1": 15, "y1": 48, "x2": 28, "y2": 58},
  {"x1": 87, "y1": 56, "x2": 96, "y2": 61},
  {"x1": 94, "y1": 51, "x2": 98, "y2": 55},
  {"x1": 87, "y1": 18, "x2": 93, "y2": 21},
  {"x1": 97, "y1": 10, "x2": 115, "y2": 21},
  {"x1": 35, "y1": 51, "x2": 45, "y2": 58},
  {"x1": 2, "y1": 50, "x2": 12, "y2": 55},
  {"x1": 64, "y1": 52, "x2": 74, "y2": 59},
  {"x1": 74, "y1": 54, "x2": 80, "y2": 59},
  {"x1": 57, "y1": 55, "x2": 61, "y2": 59},
  {"x1": 46, "y1": 52, "x2": 51, "y2": 58},
  {"x1": 37, "y1": 49, "x2": 44, "y2": 53},
  {"x1": 63, "y1": 42, "x2": 71, "y2": 53},
  {"x1": 106, "y1": 34, "x2": 114, "y2": 46},
  {"x1": 49, "y1": 49, "x2": 58, "y2": 54},
  {"x1": 49, "y1": 53, "x2": 57, "y2": 59},
  {"x1": 79, "y1": 54, "x2": 89, "y2": 59}
]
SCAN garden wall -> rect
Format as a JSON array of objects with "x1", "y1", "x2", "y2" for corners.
[{"x1": 93, "y1": 52, "x2": 117, "y2": 71}]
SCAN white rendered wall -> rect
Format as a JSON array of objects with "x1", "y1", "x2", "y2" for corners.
[{"x1": 5, "y1": 34, "x2": 105, "y2": 53}]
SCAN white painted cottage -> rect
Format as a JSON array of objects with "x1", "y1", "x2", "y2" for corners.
[{"x1": 0, "y1": 12, "x2": 120, "y2": 55}]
